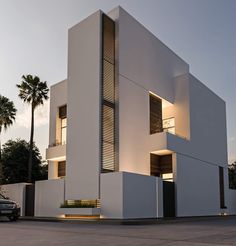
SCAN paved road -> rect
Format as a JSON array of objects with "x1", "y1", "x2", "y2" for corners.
[{"x1": 1, "y1": 217, "x2": 236, "y2": 245}]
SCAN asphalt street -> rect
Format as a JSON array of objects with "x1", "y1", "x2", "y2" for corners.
[{"x1": 1, "y1": 217, "x2": 236, "y2": 245}]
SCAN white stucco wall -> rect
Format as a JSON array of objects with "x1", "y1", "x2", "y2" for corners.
[
  {"x1": 35, "y1": 179, "x2": 64, "y2": 217},
  {"x1": 176, "y1": 153, "x2": 223, "y2": 217},
  {"x1": 46, "y1": 144, "x2": 66, "y2": 161},
  {"x1": 100, "y1": 172, "x2": 123, "y2": 219},
  {"x1": 0, "y1": 183, "x2": 29, "y2": 216},
  {"x1": 42, "y1": 7, "x2": 229, "y2": 219},
  {"x1": 66, "y1": 11, "x2": 102, "y2": 200},
  {"x1": 101, "y1": 172, "x2": 163, "y2": 219},
  {"x1": 163, "y1": 73, "x2": 191, "y2": 140},
  {"x1": 122, "y1": 172, "x2": 158, "y2": 219},
  {"x1": 188, "y1": 74, "x2": 228, "y2": 166},
  {"x1": 108, "y1": 7, "x2": 192, "y2": 176},
  {"x1": 118, "y1": 75, "x2": 150, "y2": 175},
  {"x1": 109, "y1": 6, "x2": 189, "y2": 104},
  {"x1": 47, "y1": 80, "x2": 67, "y2": 179}
]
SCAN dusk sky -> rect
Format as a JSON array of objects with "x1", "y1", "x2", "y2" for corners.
[{"x1": 0, "y1": 0, "x2": 235, "y2": 162}]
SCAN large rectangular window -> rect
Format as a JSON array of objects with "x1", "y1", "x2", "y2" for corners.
[
  {"x1": 101, "y1": 14, "x2": 116, "y2": 173},
  {"x1": 150, "y1": 94, "x2": 163, "y2": 134}
]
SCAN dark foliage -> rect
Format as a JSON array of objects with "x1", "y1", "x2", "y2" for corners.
[
  {"x1": 229, "y1": 162, "x2": 236, "y2": 189},
  {"x1": 0, "y1": 95, "x2": 17, "y2": 134},
  {"x1": 0, "y1": 139, "x2": 47, "y2": 184}
]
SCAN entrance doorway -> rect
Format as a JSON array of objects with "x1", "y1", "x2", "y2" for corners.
[
  {"x1": 163, "y1": 181, "x2": 175, "y2": 217},
  {"x1": 150, "y1": 153, "x2": 176, "y2": 217}
]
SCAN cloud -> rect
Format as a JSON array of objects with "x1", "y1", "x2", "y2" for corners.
[{"x1": 16, "y1": 101, "x2": 49, "y2": 129}]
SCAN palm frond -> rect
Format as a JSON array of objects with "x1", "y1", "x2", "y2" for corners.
[
  {"x1": 16, "y1": 74, "x2": 49, "y2": 108},
  {"x1": 0, "y1": 95, "x2": 17, "y2": 134}
]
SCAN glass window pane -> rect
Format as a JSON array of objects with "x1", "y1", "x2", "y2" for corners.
[
  {"x1": 61, "y1": 118, "x2": 67, "y2": 128},
  {"x1": 61, "y1": 128, "x2": 67, "y2": 144}
]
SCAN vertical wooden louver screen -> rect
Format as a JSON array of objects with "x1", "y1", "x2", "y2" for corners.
[
  {"x1": 101, "y1": 14, "x2": 116, "y2": 172},
  {"x1": 58, "y1": 161, "x2": 66, "y2": 177},
  {"x1": 150, "y1": 94, "x2": 163, "y2": 134}
]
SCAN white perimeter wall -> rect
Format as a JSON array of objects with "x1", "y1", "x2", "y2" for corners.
[
  {"x1": 227, "y1": 189, "x2": 236, "y2": 214},
  {"x1": 100, "y1": 172, "x2": 163, "y2": 219},
  {"x1": 66, "y1": 11, "x2": 101, "y2": 200},
  {"x1": 0, "y1": 183, "x2": 29, "y2": 216},
  {"x1": 176, "y1": 153, "x2": 226, "y2": 216},
  {"x1": 35, "y1": 179, "x2": 64, "y2": 217}
]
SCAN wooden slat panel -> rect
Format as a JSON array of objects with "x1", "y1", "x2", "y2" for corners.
[{"x1": 150, "y1": 94, "x2": 163, "y2": 134}]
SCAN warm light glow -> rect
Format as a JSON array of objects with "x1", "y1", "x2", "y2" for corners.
[
  {"x1": 47, "y1": 155, "x2": 66, "y2": 161},
  {"x1": 219, "y1": 212, "x2": 228, "y2": 216},
  {"x1": 151, "y1": 149, "x2": 173, "y2": 155},
  {"x1": 57, "y1": 215, "x2": 66, "y2": 218},
  {"x1": 62, "y1": 199, "x2": 100, "y2": 208},
  {"x1": 162, "y1": 173, "x2": 173, "y2": 182},
  {"x1": 163, "y1": 117, "x2": 175, "y2": 134},
  {"x1": 64, "y1": 215, "x2": 100, "y2": 219}
]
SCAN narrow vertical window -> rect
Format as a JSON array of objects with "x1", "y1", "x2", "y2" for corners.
[
  {"x1": 59, "y1": 105, "x2": 67, "y2": 145},
  {"x1": 150, "y1": 94, "x2": 163, "y2": 134},
  {"x1": 61, "y1": 118, "x2": 67, "y2": 145},
  {"x1": 101, "y1": 14, "x2": 116, "y2": 172},
  {"x1": 219, "y1": 166, "x2": 226, "y2": 209}
]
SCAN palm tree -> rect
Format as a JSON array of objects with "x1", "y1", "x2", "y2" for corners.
[
  {"x1": 0, "y1": 95, "x2": 17, "y2": 135},
  {"x1": 17, "y1": 75, "x2": 49, "y2": 183},
  {"x1": 0, "y1": 95, "x2": 17, "y2": 183}
]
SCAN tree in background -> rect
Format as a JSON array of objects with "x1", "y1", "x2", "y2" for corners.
[
  {"x1": 17, "y1": 75, "x2": 49, "y2": 182},
  {"x1": 0, "y1": 95, "x2": 17, "y2": 183},
  {"x1": 0, "y1": 139, "x2": 47, "y2": 184},
  {"x1": 229, "y1": 161, "x2": 236, "y2": 189}
]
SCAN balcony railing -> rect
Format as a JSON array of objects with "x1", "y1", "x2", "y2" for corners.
[{"x1": 48, "y1": 140, "x2": 66, "y2": 148}]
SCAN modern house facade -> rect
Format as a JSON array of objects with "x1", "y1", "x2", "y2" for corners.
[{"x1": 32, "y1": 7, "x2": 230, "y2": 219}]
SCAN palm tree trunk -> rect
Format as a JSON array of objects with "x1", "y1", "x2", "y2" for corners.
[
  {"x1": 28, "y1": 104, "x2": 34, "y2": 183},
  {"x1": 0, "y1": 139, "x2": 1, "y2": 160}
]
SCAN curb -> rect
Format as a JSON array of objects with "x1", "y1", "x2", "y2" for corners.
[{"x1": 19, "y1": 215, "x2": 233, "y2": 225}]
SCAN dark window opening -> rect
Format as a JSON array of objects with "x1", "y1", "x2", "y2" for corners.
[
  {"x1": 150, "y1": 94, "x2": 163, "y2": 134},
  {"x1": 58, "y1": 161, "x2": 66, "y2": 177},
  {"x1": 151, "y1": 154, "x2": 173, "y2": 181},
  {"x1": 59, "y1": 105, "x2": 67, "y2": 119},
  {"x1": 59, "y1": 105, "x2": 67, "y2": 145}
]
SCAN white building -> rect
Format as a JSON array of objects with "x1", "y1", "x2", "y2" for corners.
[{"x1": 35, "y1": 6, "x2": 230, "y2": 219}]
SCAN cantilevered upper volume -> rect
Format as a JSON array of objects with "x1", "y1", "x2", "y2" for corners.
[{"x1": 37, "y1": 6, "x2": 230, "y2": 219}]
